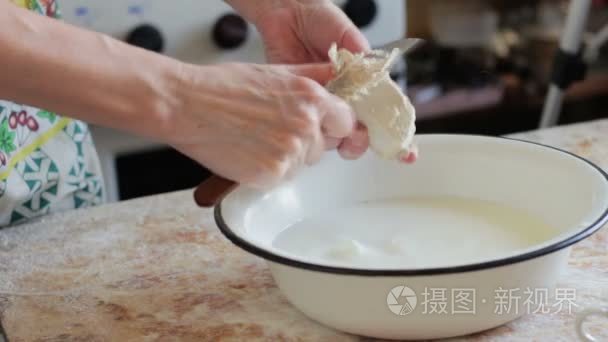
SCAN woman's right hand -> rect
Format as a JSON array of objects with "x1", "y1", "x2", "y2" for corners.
[{"x1": 164, "y1": 62, "x2": 362, "y2": 188}]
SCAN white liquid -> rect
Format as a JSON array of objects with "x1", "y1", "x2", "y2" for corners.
[{"x1": 272, "y1": 197, "x2": 555, "y2": 269}]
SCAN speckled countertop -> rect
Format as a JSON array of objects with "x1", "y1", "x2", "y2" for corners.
[{"x1": 1, "y1": 120, "x2": 608, "y2": 342}]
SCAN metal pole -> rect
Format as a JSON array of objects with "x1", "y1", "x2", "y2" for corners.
[
  {"x1": 539, "y1": 0, "x2": 592, "y2": 128},
  {"x1": 584, "y1": 23, "x2": 608, "y2": 62}
]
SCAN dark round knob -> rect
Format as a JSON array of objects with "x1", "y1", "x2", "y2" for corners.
[
  {"x1": 343, "y1": 0, "x2": 377, "y2": 28},
  {"x1": 126, "y1": 24, "x2": 164, "y2": 53},
  {"x1": 212, "y1": 13, "x2": 248, "y2": 50}
]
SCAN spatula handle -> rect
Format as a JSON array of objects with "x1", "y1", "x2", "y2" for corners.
[{"x1": 193, "y1": 174, "x2": 238, "y2": 207}]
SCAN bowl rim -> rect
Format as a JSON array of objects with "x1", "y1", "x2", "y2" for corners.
[{"x1": 213, "y1": 134, "x2": 608, "y2": 276}]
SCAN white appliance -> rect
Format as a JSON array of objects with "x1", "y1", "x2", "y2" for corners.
[{"x1": 58, "y1": 0, "x2": 408, "y2": 202}]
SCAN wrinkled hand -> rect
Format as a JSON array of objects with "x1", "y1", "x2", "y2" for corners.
[
  {"x1": 253, "y1": 0, "x2": 417, "y2": 163},
  {"x1": 255, "y1": 1, "x2": 369, "y2": 64},
  {"x1": 167, "y1": 63, "x2": 356, "y2": 188}
]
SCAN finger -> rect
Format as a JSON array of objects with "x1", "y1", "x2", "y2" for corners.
[
  {"x1": 339, "y1": 26, "x2": 370, "y2": 53},
  {"x1": 320, "y1": 94, "x2": 356, "y2": 139},
  {"x1": 287, "y1": 63, "x2": 335, "y2": 85},
  {"x1": 325, "y1": 136, "x2": 341, "y2": 150},
  {"x1": 338, "y1": 122, "x2": 369, "y2": 160},
  {"x1": 305, "y1": 123, "x2": 326, "y2": 166},
  {"x1": 399, "y1": 144, "x2": 419, "y2": 164}
]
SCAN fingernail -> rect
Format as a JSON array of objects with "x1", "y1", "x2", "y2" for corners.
[{"x1": 399, "y1": 151, "x2": 417, "y2": 164}]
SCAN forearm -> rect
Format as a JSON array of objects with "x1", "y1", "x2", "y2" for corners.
[{"x1": 0, "y1": 2, "x2": 184, "y2": 140}]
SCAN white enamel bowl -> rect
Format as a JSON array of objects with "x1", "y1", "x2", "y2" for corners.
[{"x1": 214, "y1": 135, "x2": 608, "y2": 340}]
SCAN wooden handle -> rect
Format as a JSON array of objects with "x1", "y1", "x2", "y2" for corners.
[{"x1": 193, "y1": 174, "x2": 238, "y2": 207}]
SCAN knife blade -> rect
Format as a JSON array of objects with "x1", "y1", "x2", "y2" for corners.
[{"x1": 373, "y1": 38, "x2": 425, "y2": 56}]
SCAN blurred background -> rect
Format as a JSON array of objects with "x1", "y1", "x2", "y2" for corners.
[
  {"x1": 406, "y1": 0, "x2": 608, "y2": 135},
  {"x1": 59, "y1": 0, "x2": 608, "y2": 202}
]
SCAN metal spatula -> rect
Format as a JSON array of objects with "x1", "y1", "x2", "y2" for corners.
[{"x1": 193, "y1": 38, "x2": 425, "y2": 208}]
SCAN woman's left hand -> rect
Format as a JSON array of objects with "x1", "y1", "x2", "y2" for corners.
[
  {"x1": 254, "y1": 1, "x2": 368, "y2": 64},
  {"x1": 252, "y1": 0, "x2": 417, "y2": 163},
  {"x1": 251, "y1": 0, "x2": 375, "y2": 160},
  {"x1": 226, "y1": 0, "x2": 417, "y2": 163}
]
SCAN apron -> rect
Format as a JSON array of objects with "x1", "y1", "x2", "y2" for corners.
[{"x1": 0, "y1": 0, "x2": 105, "y2": 227}]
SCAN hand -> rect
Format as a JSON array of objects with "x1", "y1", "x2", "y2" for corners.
[
  {"x1": 165, "y1": 62, "x2": 356, "y2": 188},
  {"x1": 253, "y1": 0, "x2": 370, "y2": 161},
  {"x1": 255, "y1": 1, "x2": 369, "y2": 64},
  {"x1": 252, "y1": 0, "x2": 417, "y2": 163}
]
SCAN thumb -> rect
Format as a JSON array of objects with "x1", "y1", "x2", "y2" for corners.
[
  {"x1": 339, "y1": 27, "x2": 370, "y2": 53},
  {"x1": 286, "y1": 63, "x2": 336, "y2": 85}
]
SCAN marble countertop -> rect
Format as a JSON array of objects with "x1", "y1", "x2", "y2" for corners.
[{"x1": 1, "y1": 119, "x2": 608, "y2": 341}]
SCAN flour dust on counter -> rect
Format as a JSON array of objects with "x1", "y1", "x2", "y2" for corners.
[
  {"x1": 0, "y1": 320, "x2": 7, "y2": 342},
  {"x1": 272, "y1": 197, "x2": 555, "y2": 269}
]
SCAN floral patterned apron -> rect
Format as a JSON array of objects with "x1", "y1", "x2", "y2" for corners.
[{"x1": 0, "y1": 0, "x2": 105, "y2": 227}]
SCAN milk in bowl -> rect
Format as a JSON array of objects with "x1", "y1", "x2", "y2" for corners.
[{"x1": 272, "y1": 196, "x2": 555, "y2": 269}]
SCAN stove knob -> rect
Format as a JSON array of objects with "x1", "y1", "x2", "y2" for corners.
[
  {"x1": 212, "y1": 13, "x2": 248, "y2": 50},
  {"x1": 126, "y1": 24, "x2": 164, "y2": 53},
  {"x1": 343, "y1": 0, "x2": 378, "y2": 28}
]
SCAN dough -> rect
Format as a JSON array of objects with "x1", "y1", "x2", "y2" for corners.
[
  {"x1": 325, "y1": 43, "x2": 416, "y2": 160},
  {"x1": 324, "y1": 239, "x2": 364, "y2": 261}
]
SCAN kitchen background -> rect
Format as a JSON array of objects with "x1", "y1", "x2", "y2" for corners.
[{"x1": 58, "y1": 0, "x2": 608, "y2": 203}]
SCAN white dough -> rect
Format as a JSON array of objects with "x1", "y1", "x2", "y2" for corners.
[
  {"x1": 325, "y1": 43, "x2": 416, "y2": 160},
  {"x1": 324, "y1": 239, "x2": 365, "y2": 260}
]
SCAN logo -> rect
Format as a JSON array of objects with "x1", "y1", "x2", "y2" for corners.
[{"x1": 387, "y1": 285, "x2": 417, "y2": 315}]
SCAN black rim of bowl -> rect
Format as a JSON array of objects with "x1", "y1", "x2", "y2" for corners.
[{"x1": 214, "y1": 136, "x2": 608, "y2": 276}]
